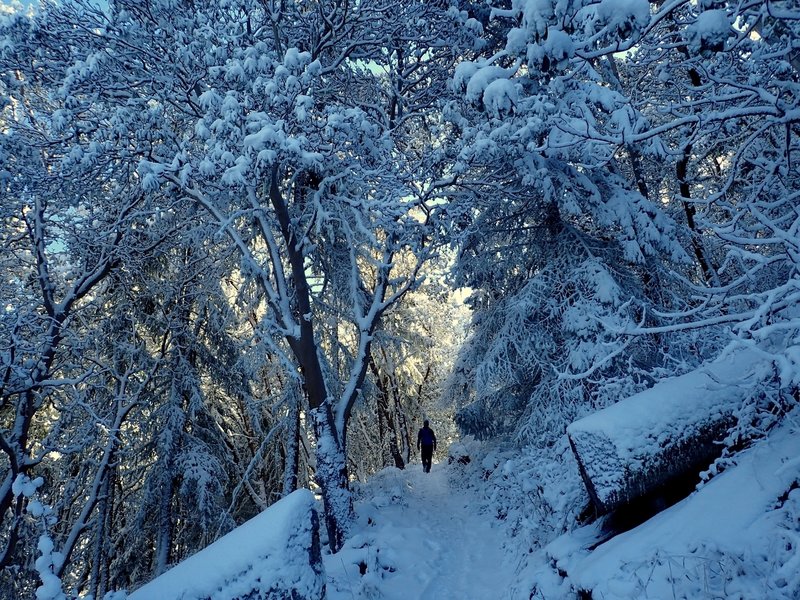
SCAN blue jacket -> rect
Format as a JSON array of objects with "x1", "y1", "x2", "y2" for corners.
[{"x1": 417, "y1": 426, "x2": 436, "y2": 450}]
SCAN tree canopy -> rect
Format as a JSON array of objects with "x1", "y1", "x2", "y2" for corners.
[{"x1": 1, "y1": 0, "x2": 798, "y2": 597}]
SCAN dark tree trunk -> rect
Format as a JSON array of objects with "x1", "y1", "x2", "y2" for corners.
[
  {"x1": 154, "y1": 470, "x2": 174, "y2": 576},
  {"x1": 269, "y1": 168, "x2": 355, "y2": 551},
  {"x1": 90, "y1": 465, "x2": 115, "y2": 600},
  {"x1": 370, "y1": 358, "x2": 405, "y2": 470},
  {"x1": 311, "y1": 406, "x2": 353, "y2": 553},
  {"x1": 676, "y1": 139, "x2": 717, "y2": 286},
  {"x1": 283, "y1": 397, "x2": 301, "y2": 496}
]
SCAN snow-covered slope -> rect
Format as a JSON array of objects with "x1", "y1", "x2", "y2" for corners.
[
  {"x1": 127, "y1": 489, "x2": 324, "y2": 600},
  {"x1": 543, "y1": 419, "x2": 800, "y2": 599}
]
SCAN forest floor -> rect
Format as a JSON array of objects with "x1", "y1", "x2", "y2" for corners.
[
  {"x1": 324, "y1": 460, "x2": 518, "y2": 600},
  {"x1": 127, "y1": 418, "x2": 800, "y2": 599},
  {"x1": 323, "y1": 414, "x2": 800, "y2": 599}
]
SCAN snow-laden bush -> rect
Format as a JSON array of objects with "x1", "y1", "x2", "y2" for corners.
[
  {"x1": 448, "y1": 436, "x2": 587, "y2": 550},
  {"x1": 701, "y1": 366, "x2": 800, "y2": 486},
  {"x1": 448, "y1": 241, "x2": 658, "y2": 448}
]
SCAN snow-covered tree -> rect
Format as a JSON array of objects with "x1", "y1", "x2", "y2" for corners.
[
  {"x1": 437, "y1": 4, "x2": 800, "y2": 576},
  {"x1": 347, "y1": 264, "x2": 468, "y2": 478},
  {"x1": 1, "y1": 0, "x2": 470, "y2": 568},
  {"x1": 0, "y1": 16, "x2": 154, "y2": 587},
  {"x1": 442, "y1": 0, "x2": 692, "y2": 443},
  {"x1": 444, "y1": 0, "x2": 799, "y2": 444}
]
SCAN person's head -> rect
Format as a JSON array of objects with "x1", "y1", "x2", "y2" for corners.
[{"x1": 423, "y1": 420, "x2": 429, "y2": 427}]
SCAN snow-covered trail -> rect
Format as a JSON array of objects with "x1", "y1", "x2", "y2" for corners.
[
  {"x1": 409, "y1": 467, "x2": 515, "y2": 600},
  {"x1": 325, "y1": 462, "x2": 518, "y2": 600}
]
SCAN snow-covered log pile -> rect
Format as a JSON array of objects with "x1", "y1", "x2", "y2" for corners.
[
  {"x1": 127, "y1": 489, "x2": 325, "y2": 600},
  {"x1": 567, "y1": 349, "x2": 771, "y2": 515}
]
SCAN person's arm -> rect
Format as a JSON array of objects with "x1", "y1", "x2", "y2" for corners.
[
  {"x1": 433, "y1": 430, "x2": 437, "y2": 452},
  {"x1": 417, "y1": 429, "x2": 421, "y2": 450}
]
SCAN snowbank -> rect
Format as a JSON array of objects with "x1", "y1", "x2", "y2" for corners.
[
  {"x1": 567, "y1": 348, "x2": 771, "y2": 513},
  {"x1": 128, "y1": 489, "x2": 325, "y2": 600},
  {"x1": 548, "y1": 418, "x2": 800, "y2": 598}
]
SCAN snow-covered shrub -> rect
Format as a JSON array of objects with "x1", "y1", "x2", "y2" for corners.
[
  {"x1": 447, "y1": 436, "x2": 480, "y2": 466},
  {"x1": 448, "y1": 232, "x2": 657, "y2": 448},
  {"x1": 702, "y1": 357, "x2": 800, "y2": 485},
  {"x1": 447, "y1": 437, "x2": 587, "y2": 551}
]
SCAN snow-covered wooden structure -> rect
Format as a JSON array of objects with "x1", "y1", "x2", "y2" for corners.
[
  {"x1": 127, "y1": 489, "x2": 325, "y2": 600},
  {"x1": 567, "y1": 349, "x2": 769, "y2": 515}
]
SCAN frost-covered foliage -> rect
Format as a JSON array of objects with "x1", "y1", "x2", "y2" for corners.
[
  {"x1": 442, "y1": 4, "x2": 800, "y2": 595},
  {"x1": 448, "y1": 436, "x2": 587, "y2": 549},
  {"x1": 443, "y1": 1, "x2": 696, "y2": 446},
  {"x1": 0, "y1": 0, "x2": 472, "y2": 593},
  {"x1": 0, "y1": 176, "x2": 280, "y2": 597},
  {"x1": 27, "y1": 0, "x2": 471, "y2": 553},
  {"x1": 0, "y1": 82, "x2": 171, "y2": 598},
  {"x1": 1, "y1": 0, "x2": 798, "y2": 596},
  {"x1": 443, "y1": 185, "x2": 696, "y2": 445},
  {"x1": 448, "y1": 230, "x2": 658, "y2": 445},
  {"x1": 614, "y1": 2, "x2": 800, "y2": 352},
  {"x1": 446, "y1": 0, "x2": 800, "y2": 447}
]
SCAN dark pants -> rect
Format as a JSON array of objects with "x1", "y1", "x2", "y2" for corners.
[{"x1": 420, "y1": 444, "x2": 434, "y2": 473}]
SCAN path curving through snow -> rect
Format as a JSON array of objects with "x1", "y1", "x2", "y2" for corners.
[{"x1": 324, "y1": 462, "x2": 518, "y2": 600}]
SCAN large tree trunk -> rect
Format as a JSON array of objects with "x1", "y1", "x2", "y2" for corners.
[
  {"x1": 386, "y1": 383, "x2": 405, "y2": 470},
  {"x1": 282, "y1": 397, "x2": 301, "y2": 496},
  {"x1": 311, "y1": 406, "x2": 353, "y2": 553},
  {"x1": 269, "y1": 169, "x2": 355, "y2": 551},
  {"x1": 395, "y1": 388, "x2": 412, "y2": 466}
]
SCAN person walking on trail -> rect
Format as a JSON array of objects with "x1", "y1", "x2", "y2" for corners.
[{"x1": 417, "y1": 420, "x2": 437, "y2": 473}]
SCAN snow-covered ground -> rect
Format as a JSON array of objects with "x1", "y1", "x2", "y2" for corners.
[
  {"x1": 542, "y1": 417, "x2": 800, "y2": 599},
  {"x1": 126, "y1": 489, "x2": 324, "y2": 600},
  {"x1": 328, "y1": 414, "x2": 800, "y2": 599},
  {"x1": 325, "y1": 461, "x2": 519, "y2": 600},
  {"x1": 114, "y1": 415, "x2": 800, "y2": 600}
]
